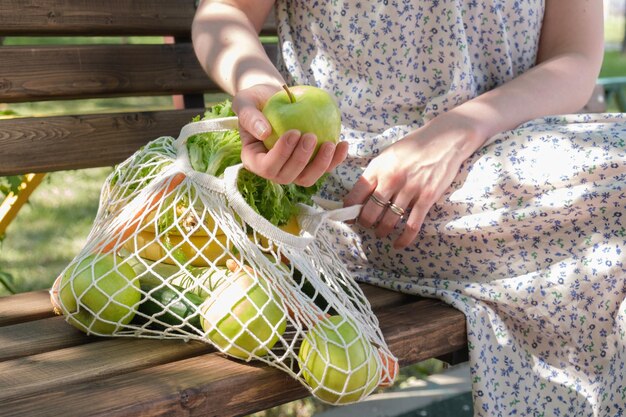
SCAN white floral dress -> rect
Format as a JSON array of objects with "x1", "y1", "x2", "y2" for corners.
[{"x1": 275, "y1": 1, "x2": 626, "y2": 416}]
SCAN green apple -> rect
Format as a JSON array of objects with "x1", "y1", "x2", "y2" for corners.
[
  {"x1": 200, "y1": 268, "x2": 287, "y2": 360},
  {"x1": 59, "y1": 254, "x2": 140, "y2": 335},
  {"x1": 298, "y1": 315, "x2": 380, "y2": 404},
  {"x1": 261, "y1": 85, "x2": 342, "y2": 155}
]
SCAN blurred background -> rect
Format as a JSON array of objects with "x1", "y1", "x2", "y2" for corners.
[{"x1": 1, "y1": 2, "x2": 625, "y2": 416}]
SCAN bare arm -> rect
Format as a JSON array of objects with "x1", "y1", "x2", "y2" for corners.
[
  {"x1": 443, "y1": 0, "x2": 605, "y2": 156},
  {"x1": 191, "y1": 0, "x2": 284, "y2": 95},
  {"x1": 191, "y1": 0, "x2": 349, "y2": 186},
  {"x1": 346, "y1": 0, "x2": 605, "y2": 248}
]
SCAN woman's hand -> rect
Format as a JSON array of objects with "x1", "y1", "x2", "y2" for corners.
[
  {"x1": 233, "y1": 84, "x2": 349, "y2": 186},
  {"x1": 344, "y1": 114, "x2": 485, "y2": 249}
]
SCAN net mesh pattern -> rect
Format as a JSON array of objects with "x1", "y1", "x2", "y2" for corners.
[{"x1": 50, "y1": 118, "x2": 398, "y2": 404}]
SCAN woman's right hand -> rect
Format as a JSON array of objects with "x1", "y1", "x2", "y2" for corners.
[{"x1": 233, "y1": 84, "x2": 349, "y2": 187}]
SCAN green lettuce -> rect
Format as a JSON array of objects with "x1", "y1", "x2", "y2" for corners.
[
  {"x1": 192, "y1": 100, "x2": 235, "y2": 121},
  {"x1": 236, "y1": 169, "x2": 324, "y2": 227},
  {"x1": 187, "y1": 100, "x2": 324, "y2": 226}
]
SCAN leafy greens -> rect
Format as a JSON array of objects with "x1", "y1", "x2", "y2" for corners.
[{"x1": 187, "y1": 100, "x2": 324, "y2": 226}]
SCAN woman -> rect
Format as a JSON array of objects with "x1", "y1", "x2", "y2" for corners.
[{"x1": 192, "y1": 1, "x2": 626, "y2": 415}]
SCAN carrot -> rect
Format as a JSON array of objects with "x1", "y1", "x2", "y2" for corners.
[
  {"x1": 99, "y1": 173, "x2": 185, "y2": 254},
  {"x1": 377, "y1": 348, "x2": 399, "y2": 387}
]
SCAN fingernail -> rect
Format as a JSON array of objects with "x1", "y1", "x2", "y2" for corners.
[
  {"x1": 286, "y1": 131, "x2": 299, "y2": 146},
  {"x1": 254, "y1": 120, "x2": 270, "y2": 138},
  {"x1": 303, "y1": 135, "x2": 317, "y2": 151}
]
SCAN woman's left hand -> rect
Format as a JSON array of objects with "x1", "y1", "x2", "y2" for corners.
[{"x1": 343, "y1": 113, "x2": 485, "y2": 249}]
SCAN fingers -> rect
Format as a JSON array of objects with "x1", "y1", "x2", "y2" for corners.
[
  {"x1": 344, "y1": 170, "x2": 428, "y2": 248},
  {"x1": 242, "y1": 131, "x2": 347, "y2": 186},
  {"x1": 375, "y1": 192, "x2": 410, "y2": 238},
  {"x1": 241, "y1": 129, "x2": 302, "y2": 179},
  {"x1": 326, "y1": 141, "x2": 350, "y2": 172},
  {"x1": 394, "y1": 198, "x2": 431, "y2": 249},
  {"x1": 343, "y1": 174, "x2": 376, "y2": 207},
  {"x1": 233, "y1": 84, "x2": 282, "y2": 141},
  {"x1": 233, "y1": 85, "x2": 346, "y2": 186},
  {"x1": 293, "y1": 140, "x2": 345, "y2": 187},
  {"x1": 276, "y1": 133, "x2": 318, "y2": 184},
  {"x1": 343, "y1": 175, "x2": 394, "y2": 229},
  {"x1": 237, "y1": 104, "x2": 272, "y2": 140}
]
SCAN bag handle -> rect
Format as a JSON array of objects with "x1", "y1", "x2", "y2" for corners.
[
  {"x1": 296, "y1": 199, "x2": 362, "y2": 237},
  {"x1": 312, "y1": 197, "x2": 362, "y2": 222},
  {"x1": 171, "y1": 117, "x2": 240, "y2": 193},
  {"x1": 223, "y1": 164, "x2": 361, "y2": 243},
  {"x1": 175, "y1": 117, "x2": 239, "y2": 145},
  {"x1": 173, "y1": 117, "x2": 361, "y2": 244}
]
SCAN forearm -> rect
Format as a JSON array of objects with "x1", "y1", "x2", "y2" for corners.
[
  {"x1": 191, "y1": 1, "x2": 284, "y2": 95},
  {"x1": 438, "y1": 0, "x2": 604, "y2": 158},
  {"x1": 443, "y1": 51, "x2": 602, "y2": 157}
]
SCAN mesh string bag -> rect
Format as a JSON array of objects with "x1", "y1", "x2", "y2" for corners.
[{"x1": 50, "y1": 116, "x2": 398, "y2": 404}]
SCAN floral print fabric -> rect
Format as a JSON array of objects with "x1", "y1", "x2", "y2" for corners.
[{"x1": 275, "y1": 1, "x2": 626, "y2": 416}]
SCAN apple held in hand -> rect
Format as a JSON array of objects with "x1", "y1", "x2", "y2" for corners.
[
  {"x1": 58, "y1": 254, "x2": 141, "y2": 335},
  {"x1": 200, "y1": 267, "x2": 287, "y2": 360},
  {"x1": 262, "y1": 85, "x2": 342, "y2": 155},
  {"x1": 298, "y1": 315, "x2": 380, "y2": 404}
]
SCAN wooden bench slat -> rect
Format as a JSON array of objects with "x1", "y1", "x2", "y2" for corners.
[
  {"x1": 0, "y1": 316, "x2": 91, "y2": 362},
  {"x1": 0, "y1": 43, "x2": 277, "y2": 103},
  {"x1": 376, "y1": 299, "x2": 467, "y2": 367},
  {"x1": 0, "y1": 0, "x2": 196, "y2": 37},
  {"x1": 0, "y1": 1, "x2": 278, "y2": 37},
  {"x1": 0, "y1": 290, "x2": 55, "y2": 326},
  {"x1": 0, "y1": 284, "x2": 414, "y2": 327},
  {"x1": 0, "y1": 44, "x2": 210, "y2": 102},
  {"x1": 360, "y1": 283, "x2": 416, "y2": 310},
  {"x1": 0, "y1": 109, "x2": 202, "y2": 176},
  {"x1": 0, "y1": 298, "x2": 466, "y2": 417},
  {"x1": 0, "y1": 337, "x2": 212, "y2": 403},
  {"x1": 1, "y1": 349, "x2": 300, "y2": 417},
  {"x1": 0, "y1": 284, "x2": 416, "y2": 361}
]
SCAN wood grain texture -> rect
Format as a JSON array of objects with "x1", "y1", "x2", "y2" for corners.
[
  {"x1": 0, "y1": 44, "x2": 209, "y2": 102},
  {"x1": 0, "y1": 337, "x2": 212, "y2": 402},
  {"x1": 1, "y1": 351, "x2": 305, "y2": 417},
  {"x1": 0, "y1": 43, "x2": 278, "y2": 103},
  {"x1": 0, "y1": 298, "x2": 466, "y2": 417},
  {"x1": 0, "y1": 1, "x2": 278, "y2": 37},
  {"x1": 0, "y1": 290, "x2": 55, "y2": 326},
  {"x1": 0, "y1": 109, "x2": 201, "y2": 176},
  {"x1": 0, "y1": 0, "x2": 197, "y2": 36},
  {"x1": 377, "y1": 299, "x2": 467, "y2": 367},
  {"x1": 361, "y1": 284, "x2": 416, "y2": 311},
  {"x1": 0, "y1": 316, "x2": 90, "y2": 361}
]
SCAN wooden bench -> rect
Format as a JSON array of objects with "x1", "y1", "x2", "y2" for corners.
[{"x1": 0, "y1": 1, "x2": 468, "y2": 416}]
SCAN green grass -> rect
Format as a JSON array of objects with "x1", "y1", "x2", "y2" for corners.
[
  {"x1": 4, "y1": 96, "x2": 176, "y2": 117},
  {"x1": 600, "y1": 50, "x2": 626, "y2": 78},
  {"x1": 605, "y1": 15, "x2": 625, "y2": 46},
  {"x1": 0, "y1": 168, "x2": 112, "y2": 296}
]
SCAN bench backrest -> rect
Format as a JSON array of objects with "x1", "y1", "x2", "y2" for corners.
[{"x1": 0, "y1": 0, "x2": 276, "y2": 176}]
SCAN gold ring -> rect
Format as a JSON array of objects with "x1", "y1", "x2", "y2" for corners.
[
  {"x1": 388, "y1": 202, "x2": 406, "y2": 216},
  {"x1": 369, "y1": 193, "x2": 389, "y2": 208}
]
